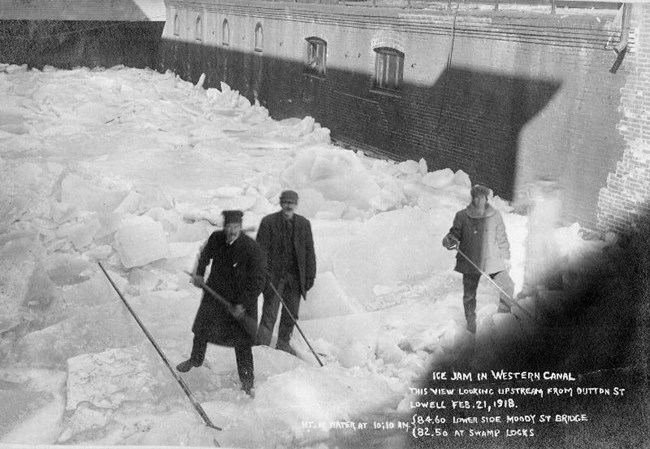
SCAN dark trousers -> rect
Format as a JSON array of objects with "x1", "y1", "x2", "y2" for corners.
[
  {"x1": 462, "y1": 270, "x2": 515, "y2": 326},
  {"x1": 257, "y1": 275, "x2": 301, "y2": 348},
  {"x1": 190, "y1": 332, "x2": 254, "y2": 390}
]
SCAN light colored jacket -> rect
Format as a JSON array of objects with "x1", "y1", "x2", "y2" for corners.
[{"x1": 442, "y1": 203, "x2": 510, "y2": 275}]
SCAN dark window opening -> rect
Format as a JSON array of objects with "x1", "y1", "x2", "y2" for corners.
[
  {"x1": 222, "y1": 19, "x2": 230, "y2": 46},
  {"x1": 305, "y1": 37, "x2": 327, "y2": 77},
  {"x1": 254, "y1": 23, "x2": 263, "y2": 52},
  {"x1": 373, "y1": 47, "x2": 404, "y2": 92},
  {"x1": 173, "y1": 14, "x2": 179, "y2": 36},
  {"x1": 195, "y1": 16, "x2": 202, "y2": 41}
]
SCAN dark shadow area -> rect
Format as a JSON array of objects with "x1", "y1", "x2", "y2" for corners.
[
  {"x1": 397, "y1": 213, "x2": 650, "y2": 449},
  {"x1": 324, "y1": 214, "x2": 649, "y2": 449},
  {"x1": 157, "y1": 39, "x2": 560, "y2": 201},
  {"x1": 0, "y1": 20, "x2": 164, "y2": 69}
]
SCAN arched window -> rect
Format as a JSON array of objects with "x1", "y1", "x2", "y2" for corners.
[
  {"x1": 173, "y1": 14, "x2": 179, "y2": 36},
  {"x1": 254, "y1": 23, "x2": 263, "y2": 52},
  {"x1": 373, "y1": 47, "x2": 404, "y2": 92},
  {"x1": 195, "y1": 15, "x2": 203, "y2": 42},
  {"x1": 305, "y1": 37, "x2": 327, "y2": 76},
  {"x1": 222, "y1": 19, "x2": 230, "y2": 46}
]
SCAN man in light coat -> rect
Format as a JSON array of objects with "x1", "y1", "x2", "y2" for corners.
[
  {"x1": 256, "y1": 190, "x2": 316, "y2": 355},
  {"x1": 177, "y1": 210, "x2": 266, "y2": 396},
  {"x1": 442, "y1": 185, "x2": 514, "y2": 333}
]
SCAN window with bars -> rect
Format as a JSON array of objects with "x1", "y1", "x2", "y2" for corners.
[
  {"x1": 254, "y1": 23, "x2": 263, "y2": 52},
  {"x1": 222, "y1": 19, "x2": 230, "y2": 46},
  {"x1": 373, "y1": 47, "x2": 404, "y2": 92},
  {"x1": 305, "y1": 37, "x2": 327, "y2": 76}
]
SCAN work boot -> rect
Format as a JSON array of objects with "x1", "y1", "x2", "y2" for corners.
[
  {"x1": 241, "y1": 379, "x2": 255, "y2": 398},
  {"x1": 276, "y1": 342, "x2": 296, "y2": 356},
  {"x1": 176, "y1": 359, "x2": 200, "y2": 373},
  {"x1": 242, "y1": 385, "x2": 255, "y2": 398}
]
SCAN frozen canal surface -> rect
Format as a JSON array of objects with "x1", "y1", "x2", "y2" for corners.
[{"x1": 0, "y1": 64, "x2": 610, "y2": 447}]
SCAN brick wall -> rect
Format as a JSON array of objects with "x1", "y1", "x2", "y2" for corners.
[
  {"x1": 161, "y1": 1, "x2": 630, "y2": 230},
  {"x1": 0, "y1": 20, "x2": 164, "y2": 69},
  {"x1": 598, "y1": 4, "x2": 650, "y2": 234}
]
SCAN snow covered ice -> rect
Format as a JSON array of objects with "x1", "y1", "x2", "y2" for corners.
[{"x1": 0, "y1": 64, "x2": 614, "y2": 447}]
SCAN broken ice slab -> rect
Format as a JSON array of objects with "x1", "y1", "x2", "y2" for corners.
[
  {"x1": 61, "y1": 272, "x2": 121, "y2": 309},
  {"x1": 60, "y1": 174, "x2": 127, "y2": 213},
  {"x1": 0, "y1": 235, "x2": 45, "y2": 324},
  {"x1": 0, "y1": 389, "x2": 55, "y2": 436},
  {"x1": 66, "y1": 346, "x2": 162, "y2": 411},
  {"x1": 6, "y1": 302, "x2": 141, "y2": 369},
  {"x1": 68, "y1": 218, "x2": 102, "y2": 250},
  {"x1": 113, "y1": 216, "x2": 170, "y2": 269},
  {"x1": 421, "y1": 168, "x2": 454, "y2": 189},
  {"x1": 300, "y1": 271, "x2": 362, "y2": 320},
  {"x1": 44, "y1": 253, "x2": 94, "y2": 286}
]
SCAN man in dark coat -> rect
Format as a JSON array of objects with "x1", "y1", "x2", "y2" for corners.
[
  {"x1": 176, "y1": 210, "x2": 266, "y2": 396},
  {"x1": 256, "y1": 190, "x2": 316, "y2": 355},
  {"x1": 442, "y1": 185, "x2": 514, "y2": 334}
]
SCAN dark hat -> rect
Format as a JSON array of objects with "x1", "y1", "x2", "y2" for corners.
[
  {"x1": 222, "y1": 210, "x2": 243, "y2": 225},
  {"x1": 280, "y1": 190, "x2": 299, "y2": 203},
  {"x1": 470, "y1": 184, "x2": 492, "y2": 199}
]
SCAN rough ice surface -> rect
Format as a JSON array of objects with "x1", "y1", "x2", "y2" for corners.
[{"x1": 0, "y1": 65, "x2": 616, "y2": 447}]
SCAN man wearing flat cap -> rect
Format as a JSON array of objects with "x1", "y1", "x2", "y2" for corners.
[
  {"x1": 442, "y1": 185, "x2": 514, "y2": 334},
  {"x1": 256, "y1": 190, "x2": 316, "y2": 355},
  {"x1": 177, "y1": 210, "x2": 266, "y2": 396}
]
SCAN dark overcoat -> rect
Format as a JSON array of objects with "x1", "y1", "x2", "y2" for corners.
[
  {"x1": 256, "y1": 211, "x2": 316, "y2": 298},
  {"x1": 443, "y1": 203, "x2": 511, "y2": 275},
  {"x1": 192, "y1": 231, "x2": 266, "y2": 347}
]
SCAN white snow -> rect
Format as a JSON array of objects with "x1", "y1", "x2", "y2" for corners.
[{"x1": 0, "y1": 64, "x2": 614, "y2": 447}]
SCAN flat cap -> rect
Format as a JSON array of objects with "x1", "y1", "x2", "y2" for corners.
[
  {"x1": 280, "y1": 190, "x2": 299, "y2": 203},
  {"x1": 222, "y1": 210, "x2": 244, "y2": 225}
]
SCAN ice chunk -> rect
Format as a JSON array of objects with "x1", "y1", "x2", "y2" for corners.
[
  {"x1": 6, "y1": 303, "x2": 141, "y2": 368},
  {"x1": 116, "y1": 188, "x2": 173, "y2": 215},
  {"x1": 139, "y1": 411, "x2": 220, "y2": 447},
  {"x1": 24, "y1": 261, "x2": 58, "y2": 310},
  {"x1": 113, "y1": 216, "x2": 170, "y2": 268},
  {"x1": 369, "y1": 176, "x2": 405, "y2": 212},
  {"x1": 58, "y1": 402, "x2": 109, "y2": 443},
  {"x1": 332, "y1": 207, "x2": 456, "y2": 304},
  {"x1": 60, "y1": 174, "x2": 127, "y2": 213},
  {"x1": 418, "y1": 158, "x2": 428, "y2": 174},
  {"x1": 252, "y1": 364, "x2": 397, "y2": 437},
  {"x1": 0, "y1": 389, "x2": 55, "y2": 437},
  {"x1": 398, "y1": 160, "x2": 420, "y2": 175},
  {"x1": 281, "y1": 147, "x2": 381, "y2": 210},
  {"x1": 62, "y1": 272, "x2": 118, "y2": 308},
  {"x1": 422, "y1": 168, "x2": 454, "y2": 188},
  {"x1": 293, "y1": 188, "x2": 325, "y2": 219},
  {"x1": 377, "y1": 340, "x2": 405, "y2": 365},
  {"x1": 50, "y1": 201, "x2": 79, "y2": 224},
  {"x1": 0, "y1": 236, "x2": 44, "y2": 328},
  {"x1": 453, "y1": 169, "x2": 471, "y2": 187},
  {"x1": 83, "y1": 244, "x2": 113, "y2": 261},
  {"x1": 66, "y1": 346, "x2": 162, "y2": 411},
  {"x1": 94, "y1": 212, "x2": 122, "y2": 241},
  {"x1": 213, "y1": 195, "x2": 258, "y2": 212},
  {"x1": 68, "y1": 218, "x2": 102, "y2": 250},
  {"x1": 405, "y1": 328, "x2": 444, "y2": 353},
  {"x1": 338, "y1": 341, "x2": 370, "y2": 368},
  {"x1": 301, "y1": 272, "x2": 362, "y2": 320},
  {"x1": 44, "y1": 253, "x2": 93, "y2": 286}
]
